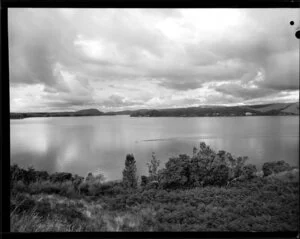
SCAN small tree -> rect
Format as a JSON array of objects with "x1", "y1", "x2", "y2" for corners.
[
  {"x1": 122, "y1": 154, "x2": 138, "y2": 189},
  {"x1": 147, "y1": 152, "x2": 160, "y2": 181}
]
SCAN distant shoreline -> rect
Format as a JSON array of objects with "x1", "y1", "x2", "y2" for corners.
[
  {"x1": 10, "y1": 102, "x2": 299, "y2": 119},
  {"x1": 10, "y1": 115, "x2": 299, "y2": 120}
]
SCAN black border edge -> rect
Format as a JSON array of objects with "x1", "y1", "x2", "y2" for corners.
[
  {"x1": 1, "y1": 6, "x2": 11, "y2": 234},
  {"x1": 1, "y1": 231, "x2": 299, "y2": 238},
  {"x1": 1, "y1": 0, "x2": 300, "y2": 8},
  {"x1": 1, "y1": 0, "x2": 300, "y2": 238}
]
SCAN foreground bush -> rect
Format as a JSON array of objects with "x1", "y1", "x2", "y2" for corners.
[
  {"x1": 122, "y1": 154, "x2": 138, "y2": 189},
  {"x1": 146, "y1": 142, "x2": 252, "y2": 189},
  {"x1": 11, "y1": 174, "x2": 299, "y2": 232},
  {"x1": 10, "y1": 142, "x2": 299, "y2": 232},
  {"x1": 262, "y1": 161, "x2": 291, "y2": 177}
]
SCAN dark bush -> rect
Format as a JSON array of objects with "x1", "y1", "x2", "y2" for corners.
[
  {"x1": 205, "y1": 164, "x2": 230, "y2": 186},
  {"x1": 94, "y1": 181, "x2": 125, "y2": 196},
  {"x1": 141, "y1": 176, "x2": 149, "y2": 187},
  {"x1": 241, "y1": 164, "x2": 257, "y2": 179},
  {"x1": 145, "y1": 181, "x2": 159, "y2": 190},
  {"x1": 35, "y1": 201, "x2": 52, "y2": 218},
  {"x1": 262, "y1": 161, "x2": 291, "y2": 177},
  {"x1": 190, "y1": 154, "x2": 212, "y2": 187},
  {"x1": 72, "y1": 175, "x2": 84, "y2": 192},
  {"x1": 159, "y1": 154, "x2": 190, "y2": 189},
  {"x1": 50, "y1": 172, "x2": 73, "y2": 183},
  {"x1": 147, "y1": 152, "x2": 160, "y2": 181},
  {"x1": 79, "y1": 183, "x2": 90, "y2": 195},
  {"x1": 11, "y1": 196, "x2": 36, "y2": 214},
  {"x1": 122, "y1": 154, "x2": 138, "y2": 189}
]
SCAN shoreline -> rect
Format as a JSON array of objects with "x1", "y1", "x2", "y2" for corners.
[{"x1": 10, "y1": 114, "x2": 300, "y2": 120}]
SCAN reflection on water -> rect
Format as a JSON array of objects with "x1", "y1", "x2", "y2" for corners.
[{"x1": 10, "y1": 116, "x2": 299, "y2": 181}]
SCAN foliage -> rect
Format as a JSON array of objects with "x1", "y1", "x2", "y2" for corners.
[
  {"x1": 10, "y1": 142, "x2": 299, "y2": 232},
  {"x1": 241, "y1": 164, "x2": 257, "y2": 180},
  {"x1": 157, "y1": 142, "x2": 250, "y2": 188},
  {"x1": 140, "y1": 176, "x2": 148, "y2": 187},
  {"x1": 204, "y1": 164, "x2": 230, "y2": 186},
  {"x1": 122, "y1": 154, "x2": 138, "y2": 189},
  {"x1": 262, "y1": 161, "x2": 291, "y2": 177},
  {"x1": 85, "y1": 170, "x2": 106, "y2": 184},
  {"x1": 147, "y1": 152, "x2": 160, "y2": 181},
  {"x1": 159, "y1": 154, "x2": 191, "y2": 189},
  {"x1": 10, "y1": 164, "x2": 49, "y2": 185},
  {"x1": 50, "y1": 172, "x2": 73, "y2": 183}
]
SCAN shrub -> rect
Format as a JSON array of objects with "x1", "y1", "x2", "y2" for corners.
[
  {"x1": 190, "y1": 151, "x2": 213, "y2": 187},
  {"x1": 28, "y1": 181, "x2": 60, "y2": 194},
  {"x1": 147, "y1": 152, "x2": 160, "y2": 181},
  {"x1": 12, "y1": 180, "x2": 27, "y2": 193},
  {"x1": 182, "y1": 142, "x2": 249, "y2": 187},
  {"x1": 34, "y1": 170, "x2": 50, "y2": 181},
  {"x1": 122, "y1": 154, "x2": 138, "y2": 189},
  {"x1": 241, "y1": 164, "x2": 257, "y2": 179},
  {"x1": 262, "y1": 161, "x2": 291, "y2": 177},
  {"x1": 11, "y1": 195, "x2": 36, "y2": 214},
  {"x1": 159, "y1": 154, "x2": 190, "y2": 189},
  {"x1": 145, "y1": 181, "x2": 159, "y2": 190},
  {"x1": 50, "y1": 172, "x2": 73, "y2": 183},
  {"x1": 234, "y1": 156, "x2": 249, "y2": 178},
  {"x1": 204, "y1": 164, "x2": 230, "y2": 186},
  {"x1": 141, "y1": 176, "x2": 149, "y2": 187},
  {"x1": 97, "y1": 181, "x2": 125, "y2": 196},
  {"x1": 79, "y1": 182, "x2": 90, "y2": 195},
  {"x1": 72, "y1": 174, "x2": 84, "y2": 192},
  {"x1": 10, "y1": 164, "x2": 35, "y2": 185}
]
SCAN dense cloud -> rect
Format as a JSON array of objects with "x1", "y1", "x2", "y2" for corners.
[{"x1": 8, "y1": 9, "x2": 299, "y2": 112}]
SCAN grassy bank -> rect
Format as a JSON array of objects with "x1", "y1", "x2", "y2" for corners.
[{"x1": 10, "y1": 143, "x2": 299, "y2": 232}]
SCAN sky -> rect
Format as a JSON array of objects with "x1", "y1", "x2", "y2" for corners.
[{"x1": 8, "y1": 8, "x2": 300, "y2": 112}]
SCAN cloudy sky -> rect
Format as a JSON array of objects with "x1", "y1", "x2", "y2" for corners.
[{"x1": 9, "y1": 8, "x2": 299, "y2": 112}]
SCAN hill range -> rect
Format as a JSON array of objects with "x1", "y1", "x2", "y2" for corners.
[{"x1": 10, "y1": 102, "x2": 299, "y2": 119}]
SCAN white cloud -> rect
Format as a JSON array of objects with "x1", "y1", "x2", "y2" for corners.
[{"x1": 8, "y1": 8, "x2": 299, "y2": 112}]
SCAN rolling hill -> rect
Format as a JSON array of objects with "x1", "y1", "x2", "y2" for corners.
[
  {"x1": 129, "y1": 102, "x2": 299, "y2": 117},
  {"x1": 74, "y1": 109, "x2": 104, "y2": 116},
  {"x1": 281, "y1": 102, "x2": 299, "y2": 115},
  {"x1": 10, "y1": 102, "x2": 299, "y2": 119}
]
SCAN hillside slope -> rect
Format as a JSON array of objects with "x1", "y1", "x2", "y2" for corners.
[
  {"x1": 75, "y1": 109, "x2": 104, "y2": 116},
  {"x1": 281, "y1": 102, "x2": 299, "y2": 115},
  {"x1": 249, "y1": 103, "x2": 291, "y2": 113}
]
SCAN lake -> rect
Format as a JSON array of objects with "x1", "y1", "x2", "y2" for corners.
[{"x1": 10, "y1": 116, "x2": 299, "y2": 181}]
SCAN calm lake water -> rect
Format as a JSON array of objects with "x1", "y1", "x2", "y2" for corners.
[{"x1": 10, "y1": 116, "x2": 299, "y2": 181}]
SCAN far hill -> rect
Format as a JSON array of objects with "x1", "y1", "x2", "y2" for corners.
[
  {"x1": 249, "y1": 103, "x2": 291, "y2": 113},
  {"x1": 74, "y1": 109, "x2": 104, "y2": 116},
  {"x1": 10, "y1": 102, "x2": 299, "y2": 119},
  {"x1": 281, "y1": 102, "x2": 299, "y2": 115},
  {"x1": 104, "y1": 110, "x2": 135, "y2": 115},
  {"x1": 129, "y1": 102, "x2": 299, "y2": 117},
  {"x1": 10, "y1": 108, "x2": 104, "y2": 119}
]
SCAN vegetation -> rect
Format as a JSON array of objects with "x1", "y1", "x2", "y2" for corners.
[
  {"x1": 10, "y1": 142, "x2": 299, "y2": 232},
  {"x1": 130, "y1": 103, "x2": 299, "y2": 117},
  {"x1": 10, "y1": 109, "x2": 104, "y2": 119},
  {"x1": 262, "y1": 161, "x2": 292, "y2": 177},
  {"x1": 10, "y1": 102, "x2": 299, "y2": 119},
  {"x1": 122, "y1": 154, "x2": 138, "y2": 189},
  {"x1": 147, "y1": 152, "x2": 160, "y2": 181}
]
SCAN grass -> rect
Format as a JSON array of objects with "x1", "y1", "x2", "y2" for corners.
[{"x1": 10, "y1": 172, "x2": 299, "y2": 232}]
